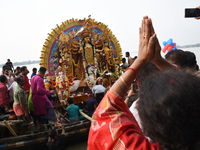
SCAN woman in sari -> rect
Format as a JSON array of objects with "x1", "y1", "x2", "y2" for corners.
[{"x1": 88, "y1": 16, "x2": 200, "y2": 150}]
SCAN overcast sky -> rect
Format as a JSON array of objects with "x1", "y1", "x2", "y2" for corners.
[{"x1": 0, "y1": 0, "x2": 199, "y2": 65}]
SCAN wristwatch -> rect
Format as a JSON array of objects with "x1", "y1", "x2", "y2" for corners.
[{"x1": 126, "y1": 96, "x2": 131, "y2": 99}]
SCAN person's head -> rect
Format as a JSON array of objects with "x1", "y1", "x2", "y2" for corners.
[
  {"x1": 137, "y1": 62, "x2": 160, "y2": 85},
  {"x1": 125, "y1": 52, "x2": 130, "y2": 57},
  {"x1": 0, "y1": 75, "x2": 7, "y2": 84},
  {"x1": 2, "y1": 65, "x2": 8, "y2": 71},
  {"x1": 185, "y1": 51, "x2": 197, "y2": 68},
  {"x1": 32, "y1": 68, "x2": 37, "y2": 74},
  {"x1": 38, "y1": 67, "x2": 46, "y2": 77},
  {"x1": 165, "y1": 49, "x2": 187, "y2": 69},
  {"x1": 96, "y1": 77, "x2": 103, "y2": 85},
  {"x1": 122, "y1": 58, "x2": 126, "y2": 63},
  {"x1": 84, "y1": 36, "x2": 90, "y2": 43},
  {"x1": 89, "y1": 93, "x2": 94, "y2": 98},
  {"x1": 21, "y1": 66, "x2": 29, "y2": 75},
  {"x1": 138, "y1": 70, "x2": 200, "y2": 149},
  {"x1": 3, "y1": 68, "x2": 9, "y2": 76},
  {"x1": 67, "y1": 97, "x2": 73, "y2": 105},
  {"x1": 16, "y1": 67, "x2": 21, "y2": 74},
  {"x1": 48, "y1": 129, "x2": 58, "y2": 140},
  {"x1": 16, "y1": 75, "x2": 25, "y2": 86},
  {"x1": 7, "y1": 59, "x2": 10, "y2": 62}
]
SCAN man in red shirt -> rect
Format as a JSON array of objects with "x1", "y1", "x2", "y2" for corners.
[
  {"x1": 20, "y1": 66, "x2": 30, "y2": 96},
  {"x1": 0, "y1": 75, "x2": 10, "y2": 112}
]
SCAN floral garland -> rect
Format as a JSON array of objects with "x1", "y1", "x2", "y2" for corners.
[{"x1": 82, "y1": 46, "x2": 98, "y2": 91}]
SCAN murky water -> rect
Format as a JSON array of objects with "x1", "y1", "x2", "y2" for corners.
[{"x1": 66, "y1": 140, "x2": 87, "y2": 150}]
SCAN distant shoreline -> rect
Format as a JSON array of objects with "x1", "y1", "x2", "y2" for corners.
[
  {"x1": 176, "y1": 44, "x2": 200, "y2": 49},
  {"x1": 0, "y1": 60, "x2": 40, "y2": 68},
  {"x1": 1, "y1": 43, "x2": 200, "y2": 68}
]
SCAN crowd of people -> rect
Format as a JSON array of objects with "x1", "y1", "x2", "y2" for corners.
[
  {"x1": 0, "y1": 59, "x2": 103, "y2": 149},
  {"x1": 0, "y1": 7, "x2": 200, "y2": 150}
]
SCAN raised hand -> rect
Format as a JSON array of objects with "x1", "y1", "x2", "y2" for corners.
[{"x1": 138, "y1": 17, "x2": 156, "y2": 64}]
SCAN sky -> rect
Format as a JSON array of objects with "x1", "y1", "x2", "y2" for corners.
[{"x1": 0, "y1": 0, "x2": 200, "y2": 65}]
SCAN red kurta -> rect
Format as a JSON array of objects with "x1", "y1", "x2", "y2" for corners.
[
  {"x1": 0, "y1": 82, "x2": 9, "y2": 105},
  {"x1": 88, "y1": 90, "x2": 161, "y2": 150},
  {"x1": 22, "y1": 74, "x2": 30, "y2": 92}
]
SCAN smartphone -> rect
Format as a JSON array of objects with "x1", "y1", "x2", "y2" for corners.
[{"x1": 185, "y1": 8, "x2": 200, "y2": 18}]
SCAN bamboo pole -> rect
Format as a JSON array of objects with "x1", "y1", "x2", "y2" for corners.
[
  {"x1": 3, "y1": 120, "x2": 17, "y2": 136},
  {"x1": 79, "y1": 110, "x2": 92, "y2": 121}
]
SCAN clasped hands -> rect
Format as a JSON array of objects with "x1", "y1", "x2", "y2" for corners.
[{"x1": 137, "y1": 16, "x2": 162, "y2": 66}]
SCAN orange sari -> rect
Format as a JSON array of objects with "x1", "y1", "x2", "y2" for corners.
[{"x1": 88, "y1": 90, "x2": 161, "y2": 150}]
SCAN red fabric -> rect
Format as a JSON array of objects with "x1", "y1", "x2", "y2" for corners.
[
  {"x1": 22, "y1": 74, "x2": 30, "y2": 93},
  {"x1": 88, "y1": 90, "x2": 161, "y2": 150},
  {"x1": 0, "y1": 82, "x2": 9, "y2": 105}
]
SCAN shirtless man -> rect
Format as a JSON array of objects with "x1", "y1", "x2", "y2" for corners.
[{"x1": 125, "y1": 52, "x2": 132, "y2": 67}]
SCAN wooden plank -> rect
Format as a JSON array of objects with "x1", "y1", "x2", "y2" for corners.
[
  {"x1": 3, "y1": 120, "x2": 17, "y2": 136},
  {"x1": 0, "y1": 120, "x2": 24, "y2": 126}
]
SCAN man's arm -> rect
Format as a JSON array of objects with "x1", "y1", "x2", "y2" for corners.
[
  {"x1": 47, "y1": 137, "x2": 52, "y2": 142},
  {"x1": 124, "y1": 84, "x2": 136, "y2": 106},
  {"x1": 12, "y1": 63, "x2": 14, "y2": 71},
  {"x1": 57, "y1": 114, "x2": 65, "y2": 135},
  {"x1": 36, "y1": 78, "x2": 50, "y2": 96}
]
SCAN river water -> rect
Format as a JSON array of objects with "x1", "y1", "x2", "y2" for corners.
[{"x1": 66, "y1": 140, "x2": 87, "y2": 150}]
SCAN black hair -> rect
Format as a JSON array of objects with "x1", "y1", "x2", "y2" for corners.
[
  {"x1": 138, "y1": 70, "x2": 200, "y2": 150},
  {"x1": 21, "y1": 66, "x2": 27, "y2": 72},
  {"x1": 3, "y1": 67, "x2": 8, "y2": 72},
  {"x1": 16, "y1": 75, "x2": 24, "y2": 83},
  {"x1": 16, "y1": 67, "x2": 20, "y2": 70},
  {"x1": 0, "y1": 75, "x2": 7, "y2": 83},
  {"x1": 7, "y1": 59, "x2": 10, "y2": 61},
  {"x1": 67, "y1": 97, "x2": 73, "y2": 104},
  {"x1": 185, "y1": 51, "x2": 196, "y2": 68},
  {"x1": 122, "y1": 58, "x2": 126, "y2": 63},
  {"x1": 165, "y1": 49, "x2": 187, "y2": 69},
  {"x1": 126, "y1": 52, "x2": 130, "y2": 56},
  {"x1": 2, "y1": 65, "x2": 8, "y2": 70},
  {"x1": 49, "y1": 129, "x2": 57, "y2": 139},
  {"x1": 195, "y1": 64, "x2": 199, "y2": 71},
  {"x1": 32, "y1": 68, "x2": 37, "y2": 72},
  {"x1": 39, "y1": 67, "x2": 46, "y2": 74},
  {"x1": 137, "y1": 62, "x2": 160, "y2": 85}
]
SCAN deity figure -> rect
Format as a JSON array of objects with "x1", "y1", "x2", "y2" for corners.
[
  {"x1": 82, "y1": 36, "x2": 95, "y2": 67},
  {"x1": 94, "y1": 34, "x2": 103, "y2": 64},
  {"x1": 54, "y1": 66, "x2": 69, "y2": 100},
  {"x1": 71, "y1": 39, "x2": 84, "y2": 79},
  {"x1": 58, "y1": 33, "x2": 74, "y2": 78}
]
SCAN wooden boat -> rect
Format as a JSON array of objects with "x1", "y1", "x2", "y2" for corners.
[{"x1": 0, "y1": 107, "x2": 91, "y2": 150}]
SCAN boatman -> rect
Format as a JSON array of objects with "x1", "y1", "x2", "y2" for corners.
[{"x1": 46, "y1": 114, "x2": 65, "y2": 150}]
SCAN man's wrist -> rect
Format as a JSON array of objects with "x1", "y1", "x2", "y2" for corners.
[{"x1": 126, "y1": 96, "x2": 131, "y2": 99}]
